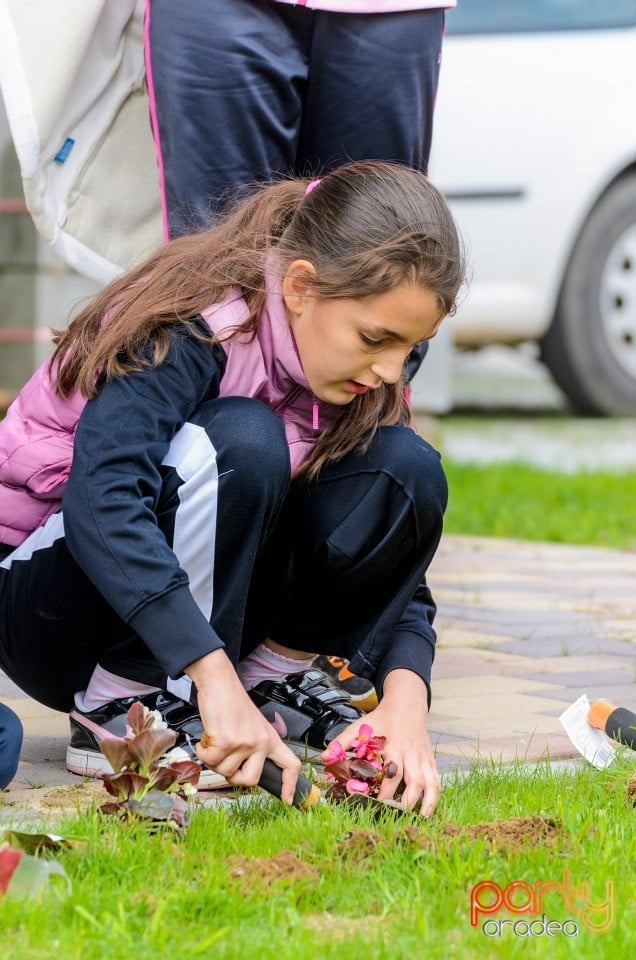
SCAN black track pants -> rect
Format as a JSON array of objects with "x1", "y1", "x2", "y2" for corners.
[{"x1": 0, "y1": 399, "x2": 446, "y2": 712}]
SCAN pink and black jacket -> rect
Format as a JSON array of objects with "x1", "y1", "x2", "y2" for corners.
[{"x1": 0, "y1": 277, "x2": 439, "y2": 697}]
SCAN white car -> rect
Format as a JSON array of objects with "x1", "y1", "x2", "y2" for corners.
[{"x1": 430, "y1": 0, "x2": 636, "y2": 413}]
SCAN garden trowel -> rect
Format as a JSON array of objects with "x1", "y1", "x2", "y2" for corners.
[{"x1": 258, "y1": 758, "x2": 407, "y2": 815}]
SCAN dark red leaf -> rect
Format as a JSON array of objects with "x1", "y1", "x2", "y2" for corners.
[
  {"x1": 99, "y1": 802, "x2": 124, "y2": 816},
  {"x1": 151, "y1": 766, "x2": 180, "y2": 791},
  {"x1": 128, "y1": 729, "x2": 177, "y2": 769},
  {"x1": 348, "y1": 758, "x2": 382, "y2": 780},
  {"x1": 126, "y1": 701, "x2": 148, "y2": 735},
  {"x1": 99, "y1": 738, "x2": 134, "y2": 773},
  {"x1": 172, "y1": 761, "x2": 201, "y2": 787},
  {"x1": 323, "y1": 759, "x2": 352, "y2": 784},
  {"x1": 325, "y1": 783, "x2": 348, "y2": 801},
  {"x1": 102, "y1": 771, "x2": 149, "y2": 799}
]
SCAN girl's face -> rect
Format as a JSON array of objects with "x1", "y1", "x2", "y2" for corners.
[{"x1": 282, "y1": 261, "x2": 444, "y2": 406}]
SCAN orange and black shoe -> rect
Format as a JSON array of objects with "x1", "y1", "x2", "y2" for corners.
[{"x1": 312, "y1": 656, "x2": 378, "y2": 713}]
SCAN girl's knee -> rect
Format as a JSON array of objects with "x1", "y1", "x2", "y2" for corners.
[
  {"x1": 375, "y1": 426, "x2": 448, "y2": 518},
  {"x1": 192, "y1": 397, "x2": 291, "y2": 488}
]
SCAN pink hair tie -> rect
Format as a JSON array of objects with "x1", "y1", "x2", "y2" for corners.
[{"x1": 305, "y1": 178, "x2": 322, "y2": 197}]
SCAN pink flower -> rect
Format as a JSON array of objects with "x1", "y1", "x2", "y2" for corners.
[
  {"x1": 346, "y1": 778, "x2": 371, "y2": 795},
  {"x1": 323, "y1": 740, "x2": 347, "y2": 764},
  {"x1": 351, "y1": 724, "x2": 385, "y2": 760},
  {"x1": 351, "y1": 724, "x2": 373, "y2": 755}
]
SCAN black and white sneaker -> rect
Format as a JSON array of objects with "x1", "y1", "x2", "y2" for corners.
[
  {"x1": 66, "y1": 690, "x2": 228, "y2": 790},
  {"x1": 248, "y1": 668, "x2": 363, "y2": 762}
]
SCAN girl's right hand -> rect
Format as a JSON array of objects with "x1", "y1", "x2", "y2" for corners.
[{"x1": 186, "y1": 648, "x2": 301, "y2": 804}]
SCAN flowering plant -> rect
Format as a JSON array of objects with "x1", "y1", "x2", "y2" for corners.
[
  {"x1": 323, "y1": 724, "x2": 397, "y2": 800},
  {"x1": 98, "y1": 701, "x2": 200, "y2": 832}
]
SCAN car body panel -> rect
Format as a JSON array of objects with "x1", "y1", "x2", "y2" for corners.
[{"x1": 430, "y1": 24, "x2": 636, "y2": 345}]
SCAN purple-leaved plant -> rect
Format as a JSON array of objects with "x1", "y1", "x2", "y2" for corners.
[{"x1": 99, "y1": 701, "x2": 200, "y2": 833}]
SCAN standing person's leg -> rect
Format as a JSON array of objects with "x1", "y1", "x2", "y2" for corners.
[
  {"x1": 298, "y1": 9, "x2": 445, "y2": 174},
  {"x1": 247, "y1": 426, "x2": 447, "y2": 753},
  {"x1": 0, "y1": 703, "x2": 23, "y2": 790},
  {"x1": 145, "y1": 0, "x2": 313, "y2": 237},
  {"x1": 298, "y1": 10, "x2": 443, "y2": 412}
]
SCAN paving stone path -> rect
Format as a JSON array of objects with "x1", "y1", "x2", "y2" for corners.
[{"x1": 429, "y1": 536, "x2": 635, "y2": 771}]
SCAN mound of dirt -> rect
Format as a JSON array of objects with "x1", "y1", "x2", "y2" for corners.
[
  {"x1": 228, "y1": 850, "x2": 319, "y2": 891},
  {"x1": 337, "y1": 829, "x2": 387, "y2": 864},
  {"x1": 397, "y1": 815, "x2": 564, "y2": 853}
]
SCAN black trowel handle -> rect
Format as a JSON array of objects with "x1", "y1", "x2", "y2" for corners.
[{"x1": 258, "y1": 759, "x2": 322, "y2": 809}]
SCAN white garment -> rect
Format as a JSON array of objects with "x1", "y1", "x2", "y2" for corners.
[{"x1": 0, "y1": 0, "x2": 161, "y2": 284}]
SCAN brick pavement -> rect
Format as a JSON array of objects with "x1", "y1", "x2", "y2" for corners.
[
  {"x1": 1, "y1": 534, "x2": 634, "y2": 817},
  {"x1": 428, "y1": 536, "x2": 635, "y2": 771}
]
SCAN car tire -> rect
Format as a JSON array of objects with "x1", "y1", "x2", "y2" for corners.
[{"x1": 540, "y1": 174, "x2": 636, "y2": 414}]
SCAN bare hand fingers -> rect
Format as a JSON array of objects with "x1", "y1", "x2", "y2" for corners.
[
  {"x1": 376, "y1": 758, "x2": 441, "y2": 814},
  {"x1": 418, "y1": 771, "x2": 442, "y2": 817},
  {"x1": 209, "y1": 750, "x2": 253, "y2": 781},
  {"x1": 227, "y1": 751, "x2": 267, "y2": 788},
  {"x1": 402, "y1": 767, "x2": 442, "y2": 816},
  {"x1": 377, "y1": 765, "x2": 403, "y2": 803}
]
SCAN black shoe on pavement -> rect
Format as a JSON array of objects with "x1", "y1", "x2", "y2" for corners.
[
  {"x1": 66, "y1": 690, "x2": 228, "y2": 790},
  {"x1": 312, "y1": 655, "x2": 378, "y2": 712},
  {"x1": 248, "y1": 668, "x2": 363, "y2": 761}
]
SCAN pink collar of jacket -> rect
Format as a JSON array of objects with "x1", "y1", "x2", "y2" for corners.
[{"x1": 201, "y1": 270, "x2": 338, "y2": 472}]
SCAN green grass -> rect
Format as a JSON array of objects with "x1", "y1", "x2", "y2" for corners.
[
  {"x1": 1, "y1": 760, "x2": 633, "y2": 959},
  {"x1": 443, "y1": 461, "x2": 636, "y2": 550}
]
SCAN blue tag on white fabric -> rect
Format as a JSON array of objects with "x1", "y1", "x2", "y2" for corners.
[{"x1": 54, "y1": 138, "x2": 75, "y2": 163}]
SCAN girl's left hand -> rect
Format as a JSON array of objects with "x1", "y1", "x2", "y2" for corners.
[{"x1": 321, "y1": 668, "x2": 441, "y2": 816}]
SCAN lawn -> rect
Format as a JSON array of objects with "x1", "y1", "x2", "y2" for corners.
[
  {"x1": 1, "y1": 759, "x2": 632, "y2": 959},
  {"x1": 443, "y1": 461, "x2": 636, "y2": 550},
  {"x1": 2, "y1": 421, "x2": 634, "y2": 957}
]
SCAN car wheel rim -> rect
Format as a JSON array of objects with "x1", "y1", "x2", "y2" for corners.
[{"x1": 600, "y1": 224, "x2": 636, "y2": 379}]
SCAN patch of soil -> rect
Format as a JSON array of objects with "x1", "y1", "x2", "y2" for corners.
[
  {"x1": 337, "y1": 829, "x2": 387, "y2": 864},
  {"x1": 2, "y1": 781, "x2": 104, "y2": 814},
  {"x1": 228, "y1": 850, "x2": 319, "y2": 892},
  {"x1": 627, "y1": 775, "x2": 636, "y2": 804},
  {"x1": 39, "y1": 783, "x2": 104, "y2": 809},
  {"x1": 397, "y1": 815, "x2": 564, "y2": 853}
]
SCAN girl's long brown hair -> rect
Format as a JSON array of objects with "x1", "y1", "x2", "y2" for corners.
[{"x1": 51, "y1": 161, "x2": 464, "y2": 479}]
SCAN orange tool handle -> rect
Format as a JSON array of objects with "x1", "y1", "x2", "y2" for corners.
[{"x1": 588, "y1": 699, "x2": 636, "y2": 751}]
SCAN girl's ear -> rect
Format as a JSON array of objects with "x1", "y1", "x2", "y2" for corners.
[{"x1": 282, "y1": 259, "x2": 317, "y2": 318}]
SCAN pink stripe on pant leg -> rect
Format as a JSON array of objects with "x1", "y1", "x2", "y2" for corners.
[{"x1": 144, "y1": 0, "x2": 170, "y2": 243}]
